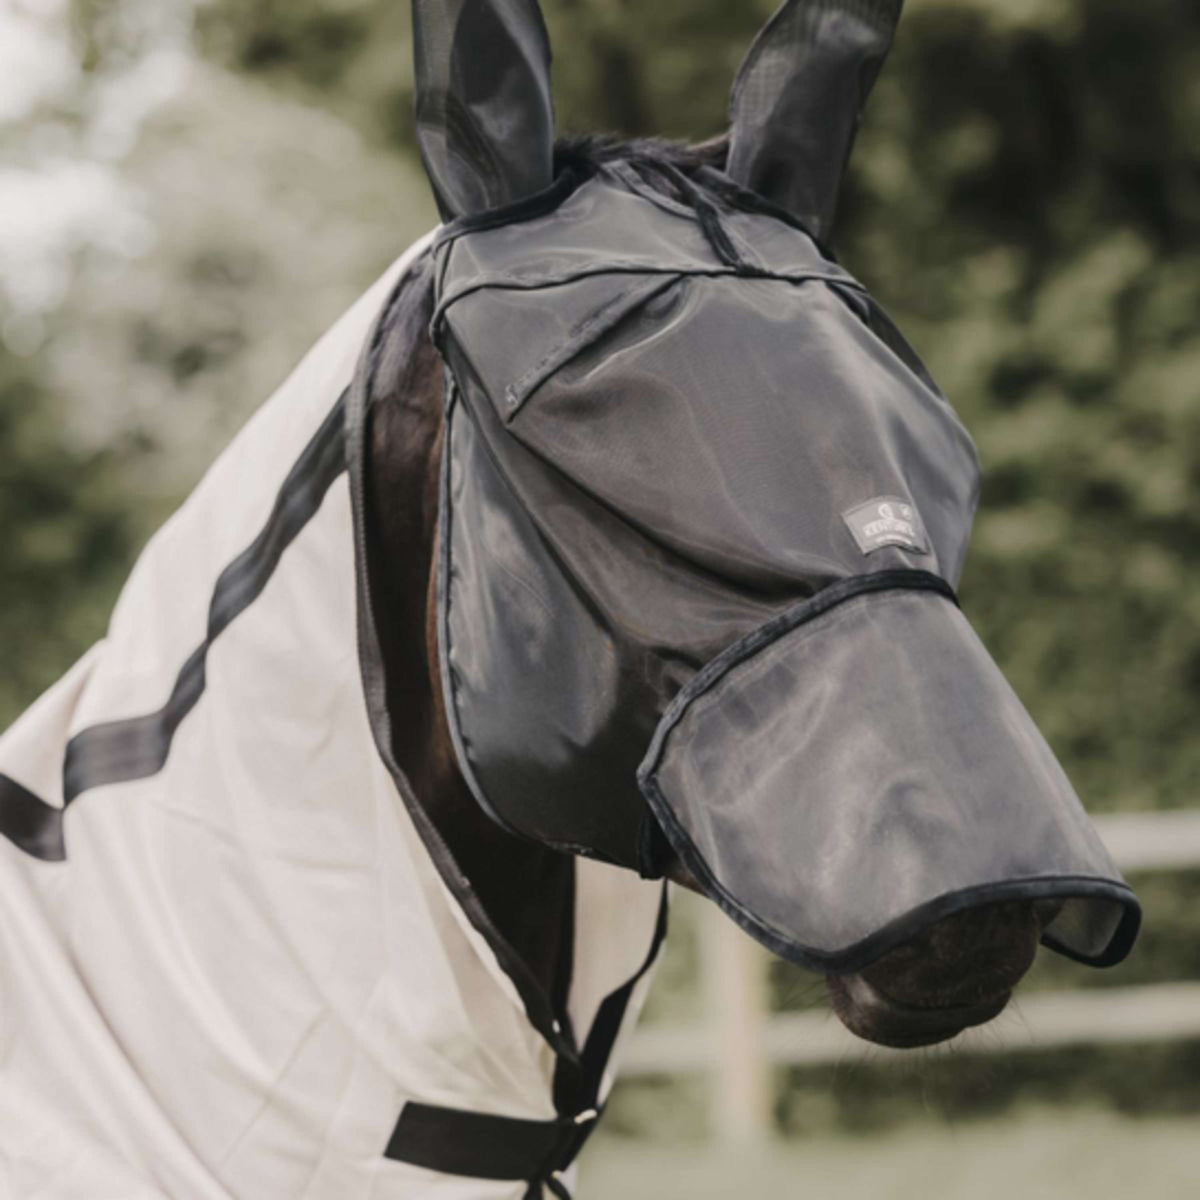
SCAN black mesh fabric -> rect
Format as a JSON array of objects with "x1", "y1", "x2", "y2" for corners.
[
  {"x1": 428, "y1": 170, "x2": 1139, "y2": 972},
  {"x1": 639, "y1": 586, "x2": 1138, "y2": 971},
  {"x1": 727, "y1": 0, "x2": 905, "y2": 243},
  {"x1": 412, "y1": 0, "x2": 555, "y2": 220}
]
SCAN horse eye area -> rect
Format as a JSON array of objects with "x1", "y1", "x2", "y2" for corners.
[{"x1": 825, "y1": 901, "x2": 1043, "y2": 1048}]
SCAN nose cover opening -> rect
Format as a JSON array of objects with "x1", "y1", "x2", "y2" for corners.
[{"x1": 429, "y1": 169, "x2": 1140, "y2": 975}]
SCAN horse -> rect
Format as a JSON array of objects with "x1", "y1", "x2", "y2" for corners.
[{"x1": 0, "y1": 2, "x2": 1138, "y2": 1197}]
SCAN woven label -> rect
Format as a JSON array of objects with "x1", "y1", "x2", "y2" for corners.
[{"x1": 842, "y1": 496, "x2": 930, "y2": 556}]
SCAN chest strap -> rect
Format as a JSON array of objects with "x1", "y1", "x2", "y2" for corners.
[
  {"x1": 384, "y1": 889, "x2": 669, "y2": 1196},
  {"x1": 385, "y1": 1101, "x2": 600, "y2": 1198}
]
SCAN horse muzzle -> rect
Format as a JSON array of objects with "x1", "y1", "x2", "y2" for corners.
[{"x1": 637, "y1": 575, "x2": 1140, "y2": 977}]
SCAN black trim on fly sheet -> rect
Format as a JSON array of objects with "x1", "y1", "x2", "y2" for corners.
[
  {"x1": 0, "y1": 397, "x2": 349, "y2": 862},
  {"x1": 384, "y1": 1104, "x2": 600, "y2": 1190},
  {"x1": 555, "y1": 884, "x2": 669, "y2": 1118},
  {"x1": 0, "y1": 773, "x2": 66, "y2": 862},
  {"x1": 344, "y1": 255, "x2": 581, "y2": 1064}
]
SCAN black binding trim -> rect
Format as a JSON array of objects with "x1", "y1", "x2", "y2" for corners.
[
  {"x1": 694, "y1": 164, "x2": 833, "y2": 258},
  {"x1": 345, "y1": 262, "x2": 580, "y2": 1062},
  {"x1": 430, "y1": 261, "x2": 858, "y2": 344},
  {"x1": 503, "y1": 274, "x2": 683, "y2": 417},
  {"x1": 355, "y1": 248, "x2": 673, "y2": 1151},
  {"x1": 0, "y1": 773, "x2": 66, "y2": 862},
  {"x1": 431, "y1": 168, "x2": 582, "y2": 254},
  {"x1": 555, "y1": 885, "x2": 669, "y2": 1117},
  {"x1": 642, "y1": 569, "x2": 958, "y2": 783},
  {"x1": 0, "y1": 397, "x2": 349, "y2": 862}
]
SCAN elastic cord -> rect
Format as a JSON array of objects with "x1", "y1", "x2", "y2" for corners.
[{"x1": 658, "y1": 161, "x2": 746, "y2": 270}]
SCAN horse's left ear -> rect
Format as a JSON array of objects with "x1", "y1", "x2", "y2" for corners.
[
  {"x1": 726, "y1": 0, "x2": 904, "y2": 245},
  {"x1": 411, "y1": 0, "x2": 555, "y2": 221}
]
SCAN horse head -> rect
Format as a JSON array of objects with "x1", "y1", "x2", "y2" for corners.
[{"x1": 359, "y1": 0, "x2": 1140, "y2": 1053}]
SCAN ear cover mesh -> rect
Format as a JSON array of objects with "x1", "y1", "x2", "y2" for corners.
[
  {"x1": 412, "y1": 0, "x2": 555, "y2": 220},
  {"x1": 727, "y1": 0, "x2": 904, "y2": 242}
]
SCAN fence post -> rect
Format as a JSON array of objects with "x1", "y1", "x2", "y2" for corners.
[{"x1": 700, "y1": 902, "x2": 773, "y2": 1145}]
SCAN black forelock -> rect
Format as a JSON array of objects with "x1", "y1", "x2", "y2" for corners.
[{"x1": 554, "y1": 132, "x2": 730, "y2": 175}]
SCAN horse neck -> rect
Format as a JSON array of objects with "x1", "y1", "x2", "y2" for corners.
[{"x1": 362, "y1": 307, "x2": 574, "y2": 1003}]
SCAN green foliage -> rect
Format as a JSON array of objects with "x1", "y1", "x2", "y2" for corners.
[
  {"x1": 8, "y1": 0, "x2": 1196, "y2": 831},
  {"x1": 607, "y1": 1036, "x2": 1200, "y2": 1142},
  {"x1": 46, "y1": 63, "x2": 436, "y2": 480},
  {"x1": 193, "y1": 1, "x2": 417, "y2": 145},
  {"x1": 778, "y1": 1039, "x2": 1200, "y2": 1136},
  {"x1": 0, "y1": 354, "x2": 144, "y2": 728}
]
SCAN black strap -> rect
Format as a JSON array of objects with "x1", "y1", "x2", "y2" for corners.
[
  {"x1": 0, "y1": 773, "x2": 65, "y2": 861},
  {"x1": 556, "y1": 886, "x2": 670, "y2": 1116},
  {"x1": 385, "y1": 888, "x2": 669, "y2": 1197},
  {"x1": 542, "y1": 1175, "x2": 572, "y2": 1200},
  {"x1": 61, "y1": 399, "x2": 349, "y2": 809},
  {"x1": 384, "y1": 1101, "x2": 601, "y2": 1194},
  {"x1": 0, "y1": 397, "x2": 350, "y2": 865}
]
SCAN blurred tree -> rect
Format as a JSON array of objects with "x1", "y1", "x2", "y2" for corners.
[
  {"x1": 7, "y1": 0, "x2": 1200, "y2": 803},
  {"x1": 0, "y1": 351, "x2": 144, "y2": 728},
  {"x1": 43, "y1": 63, "x2": 437, "y2": 485},
  {"x1": 191, "y1": 0, "x2": 776, "y2": 144}
]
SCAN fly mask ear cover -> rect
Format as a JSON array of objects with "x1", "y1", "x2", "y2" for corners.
[{"x1": 427, "y1": 174, "x2": 1140, "y2": 975}]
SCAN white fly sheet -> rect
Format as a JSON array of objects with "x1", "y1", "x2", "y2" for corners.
[{"x1": 0, "y1": 236, "x2": 666, "y2": 1199}]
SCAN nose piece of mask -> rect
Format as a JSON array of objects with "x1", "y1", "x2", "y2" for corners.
[
  {"x1": 429, "y1": 170, "x2": 1140, "y2": 974},
  {"x1": 637, "y1": 572, "x2": 1139, "y2": 972}
]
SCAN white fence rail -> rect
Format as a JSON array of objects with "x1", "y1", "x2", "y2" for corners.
[
  {"x1": 624, "y1": 810, "x2": 1200, "y2": 1143},
  {"x1": 1088, "y1": 809, "x2": 1200, "y2": 872}
]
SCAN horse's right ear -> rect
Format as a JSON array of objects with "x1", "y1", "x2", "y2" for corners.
[{"x1": 411, "y1": 0, "x2": 555, "y2": 221}]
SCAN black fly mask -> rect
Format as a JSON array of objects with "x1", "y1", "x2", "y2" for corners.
[{"x1": 410, "y1": 0, "x2": 1140, "y2": 973}]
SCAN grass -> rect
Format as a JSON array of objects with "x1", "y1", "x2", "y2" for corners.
[{"x1": 578, "y1": 1108, "x2": 1200, "y2": 1199}]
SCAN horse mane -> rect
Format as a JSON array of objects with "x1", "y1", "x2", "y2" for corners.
[{"x1": 555, "y1": 133, "x2": 733, "y2": 207}]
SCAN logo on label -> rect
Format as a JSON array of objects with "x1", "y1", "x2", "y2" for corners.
[{"x1": 842, "y1": 496, "x2": 930, "y2": 557}]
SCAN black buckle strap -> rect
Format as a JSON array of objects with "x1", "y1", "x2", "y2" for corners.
[
  {"x1": 382, "y1": 895, "x2": 668, "y2": 1195},
  {"x1": 384, "y1": 1101, "x2": 601, "y2": 1196}
]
